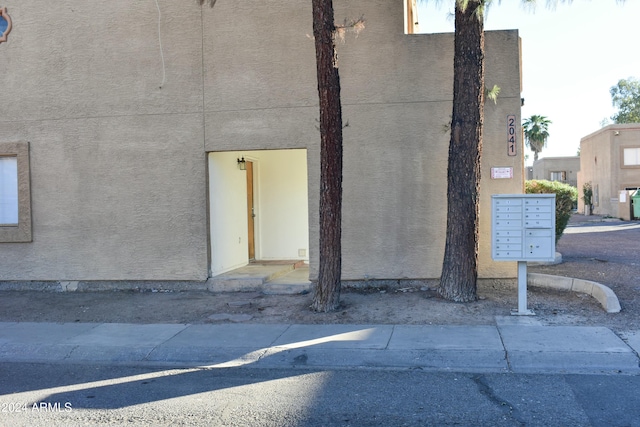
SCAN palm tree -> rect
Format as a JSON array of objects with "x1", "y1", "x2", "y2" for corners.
[{"x1": 523, "y1": 115, "x2": 552, "y2": 161}]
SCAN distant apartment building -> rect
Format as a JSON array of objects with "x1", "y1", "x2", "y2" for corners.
[
  {"x1": 577, "y1": 124, "x2": 640, "y2": 219},
  {"x1": 532, "y1": 156, "x2": 580, "y2": 188},
  {"x1": 525, "y1": 166, "x2": 533, "y2": 181}
]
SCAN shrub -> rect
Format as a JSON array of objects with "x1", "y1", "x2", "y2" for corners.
[
  {"x1": 582, "y1": 182, "x2": 593, "y2": 213},
  {"x1": 525, "y1": 180, "x2": 578, "y2": 243}
]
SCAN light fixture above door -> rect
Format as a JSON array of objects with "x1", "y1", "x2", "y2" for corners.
[{"x1": 237, "y1": 157, "x2": 246, "y2": 170}]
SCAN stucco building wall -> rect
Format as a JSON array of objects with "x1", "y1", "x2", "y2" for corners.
[
  {"x1": 532, "y1": 156, "x2": 580, "y2": 188},
  {"x1": 203, "y1": 1, "x2": 523, "y2": 280},
  {"x1": 577, "y1": 124, "x2": 640, "y2": 217},
  {"x1": 0, "y1": 0, "x2": 523, "y2": 283},
  {"x1": 0, "y1": 2, "x2": 208, "y2": 280}
]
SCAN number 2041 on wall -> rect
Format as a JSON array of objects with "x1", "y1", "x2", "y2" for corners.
[{"x1": 507, "y1": 114, "x2": 517, "y2": 156}]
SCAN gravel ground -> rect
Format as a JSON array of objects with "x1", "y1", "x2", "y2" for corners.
[
  {"x1": 528, "y1": 214, "x2": 640, "y2": 332},
  {"x1": 0, "y1": 214, "x2": 637, "y2": 333}
]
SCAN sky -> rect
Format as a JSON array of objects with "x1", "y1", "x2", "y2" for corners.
[{"x1": 416, "y1": 1, "x2": 640, "y2": 164}]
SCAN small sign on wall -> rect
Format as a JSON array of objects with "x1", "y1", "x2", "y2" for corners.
[
  {"x1": 620, "y1": 191, "x2": 627, "y2": 203},
  {"x1": 491, "y1": 167, "x2": 513, "y2": 179},
  {"x1": 0, "y1": 7, "x2": 12, "y2": 43}
]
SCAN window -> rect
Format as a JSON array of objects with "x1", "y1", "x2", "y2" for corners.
[
  {"x1": 550, "y1": 171, "x2": 567, "y2": 182},
  {"x1": 623, "y1": 147, "x2": 640, "y2": 167},
  {"x1": 0, "y1": 157, "x2": 18, "y2": 224},
  {"x1": 0, "y1": 142, "x2": 32, "y2": 242}
]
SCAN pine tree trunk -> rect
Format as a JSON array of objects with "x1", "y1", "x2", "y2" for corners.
[
  {"x1": 439, "y1": 1, "x2": 484, "y2": 302},
  {"x1": 310, "y1": 0, "x2": 343, "y2": 312}
]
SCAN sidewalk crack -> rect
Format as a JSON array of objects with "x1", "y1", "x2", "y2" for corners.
[
  {"x1": 617, "y1": 331, "x2": 640, "y2": 368},
  {"x1": 144, "y1": 323, "x2": 190, "y2": 361},
  {"x1": 385, "y1": 325, "x2": 395, "y2": 350},
  {"x1": 269, "y1": 324, "x2": 292, "y2": 347},
  {"x1": 254, "y1": 324, "x2": 293, "y2": 363},
  {"x1": 495, "y1": 323, "x2": 512, "y2": 372},
  {"x1": 64, "y1": 344, "x2": 80, "y2": 360}
]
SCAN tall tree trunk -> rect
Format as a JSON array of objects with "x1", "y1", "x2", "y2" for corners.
[
  {"x1": 311, "y1": 0, "x2": 343, "y2": 312},
  {"x1": 439, "y1": 1, "x2": 484, "y2": 302}
]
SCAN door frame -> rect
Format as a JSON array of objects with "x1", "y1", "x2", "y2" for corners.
[
  {"x1": 246, "y1": 160, "x2": 256, "y2": 260},
  {"x1": 244, "y1": 156, "x2": 260, "y2": 261}
]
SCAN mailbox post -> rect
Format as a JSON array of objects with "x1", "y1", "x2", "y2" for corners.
[{"x1": 491, "y1": 194, "x2": 556, "y2": 315}]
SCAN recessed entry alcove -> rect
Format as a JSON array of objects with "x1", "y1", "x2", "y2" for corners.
[{"x1": 208, "y1": 149, "x2": 309, "y2": 277}]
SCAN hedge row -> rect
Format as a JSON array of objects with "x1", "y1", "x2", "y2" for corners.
[{"x1": 525, "y1": 180, "x2": 578, "y2": 243}]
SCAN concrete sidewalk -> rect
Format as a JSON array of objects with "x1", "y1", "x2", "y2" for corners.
[{"x1": 1, "y1": 318, "x2": 639, "y2": 374}]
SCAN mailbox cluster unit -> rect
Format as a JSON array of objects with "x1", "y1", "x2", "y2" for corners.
[{"x1": 491, "y1": 194, "x2": 556, "y2": 262}]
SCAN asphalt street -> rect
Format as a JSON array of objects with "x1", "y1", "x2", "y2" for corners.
[
  {"x1": 2, "y1": 363, "x2": 640, "y2": 426},
  {"x1": 2, "y1": 216, "x2": 639, "y2": 426}
]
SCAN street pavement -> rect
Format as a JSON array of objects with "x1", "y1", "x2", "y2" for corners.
[{"x1": 1, "y1": 317, "x2": 639, "y2": 374}]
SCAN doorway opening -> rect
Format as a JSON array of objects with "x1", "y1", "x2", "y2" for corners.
[{"x1": 208, "y1": 149, "x2": 309, "y2": 277}]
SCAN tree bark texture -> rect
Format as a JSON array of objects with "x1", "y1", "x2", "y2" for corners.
[
  {"x1": 439, "y1": 1, "x2": 484, "y2": 302},
  {"x1": 311, "y1": 0, "x2": 343, "y2": 312}
]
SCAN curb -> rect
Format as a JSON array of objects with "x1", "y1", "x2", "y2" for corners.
[{"x1": 528, "y1": 273, "x2": 621, "y2": 313}]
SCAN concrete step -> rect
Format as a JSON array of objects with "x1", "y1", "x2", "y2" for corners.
[
  {"x1": 263, "y1": 267, "x2": 312, "y2": 295},
  {"x1": 207, "y1": 262, "x2": 307, "y2": 293}
]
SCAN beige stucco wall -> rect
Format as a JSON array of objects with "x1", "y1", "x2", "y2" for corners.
[
  {"x1": 0, "y1": 0, "x2": 522, "y2": 282},
  {"x1": 578, "y1": 124, "x2": 640, "y2": 217},
  {"x1": 0, "y1": 1, "x2": 208, "y2": 280},
  {"x1": 532, "y1": 157, "x2": 580, "y2": 187},
  {"x1": 202, "y1": 1, "x2": 522, "y2": 280},
  {"x1": 254, "y1": 150, "x2": 309, "y2": 261}
]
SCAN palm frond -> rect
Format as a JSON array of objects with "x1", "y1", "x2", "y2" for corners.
[{"x1": 485, "y1": 84, "x2": 501, "y2": 104}]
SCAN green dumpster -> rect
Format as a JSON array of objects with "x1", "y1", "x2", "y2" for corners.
[{"x1": 633, "y1": 190, "x2": 640, "y2": 219}]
